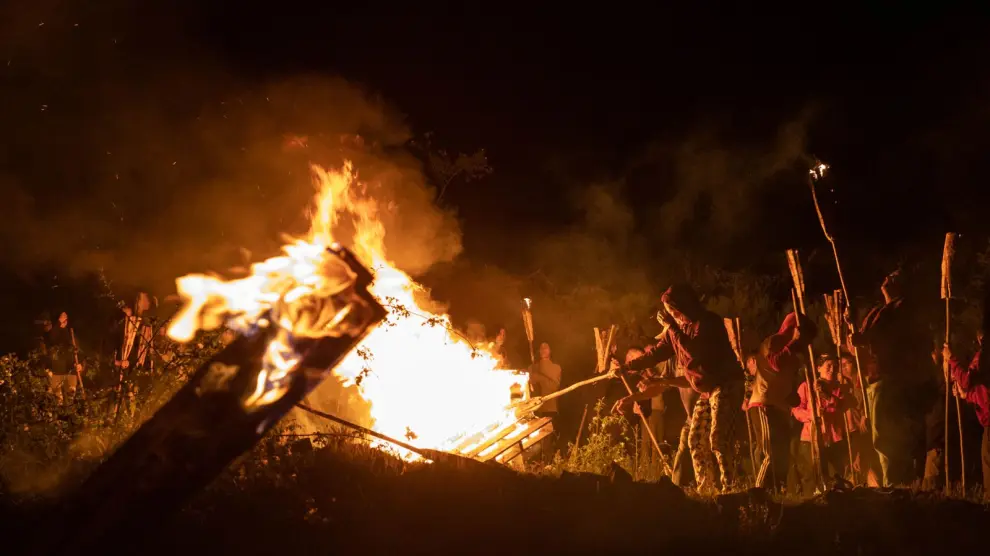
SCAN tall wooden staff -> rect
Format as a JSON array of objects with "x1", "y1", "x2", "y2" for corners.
[
  {"x1": 787, "y1": 250, "x2": 825, "y2": 489},
  {"x1": 522, "y1": 298, "x2": 535, "y2": 365},
  {"x1": 941, "y1": 232, "x2": 966, "y2": 492},
  {"x1": 725, "y1": 317, "x2": 757, "y2": 484},
  {"x1": 825, "y1": 290, "x2": 856, "y2": 483},
  {"x1": 808, "y1": 161, "x2": 872, "y2": 431},
  {"x1": 69, "y1": 327, "x2": 86, "y2": 399}
]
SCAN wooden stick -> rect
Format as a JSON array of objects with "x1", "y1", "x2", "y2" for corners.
[
  {"x1": 593, "y1": 327, "x2": 603, "y2": 372},
  {"x1": 618, "y1": 373, "x2": 672, "y2": 476},
  {"x1": 570, "y1": 404, "x2": 590, "y2": 458},
  {"x1": 514, "y1": 372, "x2": 616, "y2": 417},
  {"x1": 522, "y1": 299, "x2": 535, "y2": 365},
  {"x1": 791, "y1": 285, "x2": 825, "y2": 490},
  {"x1": 941, "y1": 232, "x2": 965, "y2": 492},
  {"x1": 825, "y1": 291, "x2": 857, "y2": 483},
  {"x1": 725, "y1": 317, "x2": 757, "y2": 485},
  {"x1": 69, "y1": 327, "x2": 86, "y2": 399},
  {"x1": 808, "y1": 166, "x2": 872, "y2": 433}
]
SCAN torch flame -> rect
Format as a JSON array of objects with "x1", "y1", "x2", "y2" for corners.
[
  {"x1": 169, "y1": 161, "x2": 527, "y2": 457},
  {"x1": 809, "y1": 162, "x2": 829, "y2": 180}
]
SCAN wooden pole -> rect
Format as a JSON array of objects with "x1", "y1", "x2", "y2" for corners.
[
  {"x1": 570, "y1": 403, "x2": 590, "y2": 458},
  {"x1": 595, "y1": 325, "x2": 671, "y2": 476},
  {"x1": 725, "y1": 317, "x2": 757, "y2": 486},
  {"x1": 69, "y1": 327, "x2": 86, "y2": 399},
  {"x1": 618, "y1": 373, "x2": 672, "y2": 476},
  {"x1": 808, "y1": 164, "x2": 872, "y2": 432},
  {"x1": 941, "y1": 232, "x2": 966, "y2": 492},
  {"x1": 522, "y1": 299, "x2": 535, "y2": 365},
  {"x1": 788, "y1": 272, "x2": 825, "y2": 488},
  {"x1": 826, "y1": 291, "x2": 857, "y2": 483}
]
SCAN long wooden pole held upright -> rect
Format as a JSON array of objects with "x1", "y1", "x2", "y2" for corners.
[
  {"x1": 941, "y1": 232, "x2": 966, "y2": 492},
  {"x1": 725, "y1": 317, "x2": 757, "y2": 485},
  {"x1": 826, "y1": 291, "x2": 857, "y2": 484},
  {"x1": 522, "y1": 298, "x2": 536, "y2": 365},
  {"x1": 808, "y1": 162, "x2": 872, "y2": 432},
  {"x1": 787, "y1": 251, "x2": 825, "y2": 490}
]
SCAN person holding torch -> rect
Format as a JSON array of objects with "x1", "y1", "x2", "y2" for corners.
[{"x1": 616, "y1": 284, "x2": 743, "y2": 492}]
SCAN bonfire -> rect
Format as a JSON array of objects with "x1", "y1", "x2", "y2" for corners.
[{"x1": 169, "y1": 161, "x2": 532, "y2": 459}]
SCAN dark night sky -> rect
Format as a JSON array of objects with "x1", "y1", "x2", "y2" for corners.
[{"x1": 4, "y1": 3, "x2": 990, "y2": 352}]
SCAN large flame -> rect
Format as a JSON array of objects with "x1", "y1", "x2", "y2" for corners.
[
  {"x1": 309, "y1": 163, "x2": 527, "y2": 454},
  {"x1": 170, "y1": 161, "x2": 527, "y2": 456}
]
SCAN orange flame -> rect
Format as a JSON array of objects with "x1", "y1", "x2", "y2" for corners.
[{"x1": 169, "y1": 161, "x2": 527, "y2": 456}]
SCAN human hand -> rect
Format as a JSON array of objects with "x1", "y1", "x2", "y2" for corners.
[
  {"x1": 656, "y1": 310, "x2": 676, "y2": 328},
  {"x1": 632, "y1": 402, "x2": 644, "y2": 417}
]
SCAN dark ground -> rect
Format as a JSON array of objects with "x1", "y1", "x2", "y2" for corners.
[{"x1": 1, "y1": 439, "x2": 987, "y2": 556}]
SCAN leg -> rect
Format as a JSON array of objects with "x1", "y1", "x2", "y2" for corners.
[
  {"x1": 766, "y1": 407, "x2": 793, "y2": 493},
  {"x1": 49, "y1": 374, "x2": 65, "y2": 403},
  {"x1": 923, "y1": 448, "x2": 943, "y2": 491},
  {"x1": 868, "y1": 381, "x2": 893, "y2": 486},
  {"x1": 749, "y1": 407, "x2": 769, "y2": 487},
  {"x1": 672, "y1": 420, "x2": 694, "y2": 487},
  {"x1": 688, "y1": 397, "x2": 715, "y2": 492},
  {"x1": 66, "y1": 373, "x2": 78, "y2": 399},
  {"x1": 825, "y1": 440, "x2": 850, "y2": 480},
  {"x1": 796, "y1": 441, "x2": 817, "y2": 496},
  {"x1": 982, "y1": 426, "x2": 990, "y2": 499},
  {"x1": 710, "y1": 381, "x2": 743, "y2": 491}
]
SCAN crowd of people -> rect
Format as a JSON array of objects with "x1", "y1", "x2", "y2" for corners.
[
  {"x1": 608, "y1": 270, "x2": 989, "y2": 496},
  {"x1": 23, "y1": 268, "x2": 990, "y2": 498}
]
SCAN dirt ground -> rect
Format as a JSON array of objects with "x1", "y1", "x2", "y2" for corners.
[{"x1": 2, "y1": 440, "x2": 988, "y2": 555}]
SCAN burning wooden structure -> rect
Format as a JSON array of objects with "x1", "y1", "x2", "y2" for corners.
[
  {"x1": 450, "y1": 413, "x2": 555, "y2": 466},
  {"x1": 40, "y1": 243, "x2": 386, "y2": 555}
]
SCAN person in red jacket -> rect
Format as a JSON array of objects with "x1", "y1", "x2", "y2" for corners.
[
  {"x1": 618, "y1": 284, "x2": 743, "y2": 492},
  {"x1": 743, "y1": 311, "x2": 816, "y2": 493},
  {"x1": 944, "y1": 333, "x2": 990, "y2": 495},
  {"x1": 792, "y1": 354, "x2": 853, "y2": 494}
]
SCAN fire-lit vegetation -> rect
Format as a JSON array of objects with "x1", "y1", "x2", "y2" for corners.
[{"x1": 1, "y1": 365, "x2": 988, "y2": 555}]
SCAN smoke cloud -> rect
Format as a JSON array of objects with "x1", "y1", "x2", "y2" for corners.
[{"x1": 0, "y1": 3, "x2": 461, "y2": 293}]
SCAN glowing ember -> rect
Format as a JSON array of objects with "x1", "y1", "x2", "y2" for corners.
[{"x1": 169, "y1": 160, "x2": 527, "y2": 457}]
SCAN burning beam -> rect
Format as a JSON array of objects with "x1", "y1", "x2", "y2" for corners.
[{"x1": 40, "y1": 245, "x2": 386, "y2": 555}]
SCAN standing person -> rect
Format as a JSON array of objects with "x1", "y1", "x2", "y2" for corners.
[
  {"x1": 528, "y1": 342, "x2": 562, "y2": 461},
  {"x1": 840, "y1": 353, "x2": 880, "y2": 486},
  {"x1": 618, "y1": 284, "x2": 744, "y2": 492},
  {"x1": 944, "y1": 333, "x2": 990, "y2": 496},
  {"x1": 850, "y1": 270, "x2": 938, "y2": 487},
  {"x1": 46, "y1": 311, "x2": 82, "y2": 403},
  {"x1": 792, "y1": 355, "x2": 853, "y2": 494},
  {"x1": 112, "y1": 293, "x2": 155, "y2": 415},
  {"x1": 744, "y1": 312, "x2": 817, "y2": 493},
  {"x1": 490, "y1": 327, "x2": 509, "y2": 369}
]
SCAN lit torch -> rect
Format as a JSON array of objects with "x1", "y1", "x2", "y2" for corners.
[{"x1": 521, "y1": 297, "x2": 535, "y2": 365}]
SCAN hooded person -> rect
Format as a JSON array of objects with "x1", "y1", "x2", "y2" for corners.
[
  {"x1": 619, "y1": 284, "x2": 744, "y2": 492},
  {"x1": 743, "y1": 311, "x2": 817, "y2": 492}
]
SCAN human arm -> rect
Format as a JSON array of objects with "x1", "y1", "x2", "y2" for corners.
[
  {"x1": 626, "y1": 333, "x2": 675, "y2": 372},
  {"x1": 767, "y1": 313, "x2": 818, "y2": 372},
  {"x1": 791, "y1": 382, "x2": 812, "y2": 423},
  {"x1": 945, "y1": 347, "x2": 981, "y2": 393}
]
